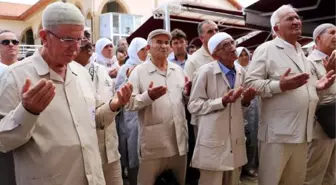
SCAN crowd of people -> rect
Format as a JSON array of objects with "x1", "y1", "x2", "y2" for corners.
[{"x1": 0, "y1": 1, "x2": 335, "y2": 185}]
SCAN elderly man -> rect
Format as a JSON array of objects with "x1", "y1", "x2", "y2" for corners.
[
  {"x1": 245, "y1": 5, "x2": 336, "y2": 185},
  {"x1": 0, "y1": 2, "x2": 132, "y2": 185},
  {"x1": 184, "y1": 20, "x2": 218, "y2": 80},
  {"x1": 304, "y1": 23, "x2": 336, "y2": 185},
  {"x1": 0, "y1": 29, "x2": 20, "y2": 185},
  {"x1": 168, "y1": 29, "x2": 190, "y2": 69},
  {"x1": 74, "y1": 34, "x2": 125, "y2": 185},
  {"x1": 188, "y1": 32, "x2": 256, "y2": 185},
  {"x1": 125, "y1": 29, "x2": 191, "y2": 185}
]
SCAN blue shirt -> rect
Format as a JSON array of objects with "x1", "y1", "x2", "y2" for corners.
[
  {"x1": 217, "y1": 61, "x2": 236, "y2": 89},
  {"x1": 168, "y1": 53, "x2": 190, "y2": 69}
]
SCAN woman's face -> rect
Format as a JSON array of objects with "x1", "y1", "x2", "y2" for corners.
[
  {"x1": 102, "y1": 44, "x2": 114, "y2": 59},
  {"x1": 137, "y1": 47, "x2": 148, "y2": 61},
  {"x1": 238, "y1": 50, "x2": 249, "y2": 66}
]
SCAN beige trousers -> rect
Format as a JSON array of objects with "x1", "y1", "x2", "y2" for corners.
[
  {"x1": 258, "y1": 142, "x2": 307, "y2": 185},
  {"x1": 138, "y1": 155, "x2": 187, "y2": 185},
  {"x1": 103, "y1": 160, "x2": 123, "y2": 185},
  {"x1": 305, "y1": 139, "x2": 336, "y2": 185},
  {"x1": 199, "y1": 168, "x2": 241, "y2": 185}
]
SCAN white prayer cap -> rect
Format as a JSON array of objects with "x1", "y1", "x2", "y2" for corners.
[
  {"x1": 208, "y1": 32, "x2": 233, "y2": 55},
  {"x1": 42, "y1": 2, "x2": 85, "y2": 30},
  {"x1": 313, "y1": 23, "x2": 335, "y2": 41}
]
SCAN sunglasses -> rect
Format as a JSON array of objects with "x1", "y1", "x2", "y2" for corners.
[{"x1": 0, "y1": 39, "x2": 19, "y2": 46}]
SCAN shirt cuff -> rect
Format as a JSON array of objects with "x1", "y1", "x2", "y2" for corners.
[
  {"x1": 14, "y1": 103, "x2": 39, "y2": 131},
  {"x1": 269, "y1": 80, "x2": 283, "y2": 94},
  {"x1": 140, "y1": 90, "x2": 154, "y2": 105},
  {"x1": 213, "y1": 97, "x2": 225, "y2": 110}
]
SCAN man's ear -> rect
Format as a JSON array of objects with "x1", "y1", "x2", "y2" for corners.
[{"x1": 40, "y1": 30, "x2": 48, "y2": 47}]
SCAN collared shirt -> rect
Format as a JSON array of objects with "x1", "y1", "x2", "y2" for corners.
[
  {"x1": 0, "y1": 51, "x2": 117, "y2": 185},
  {"x1": 168, "y1": 53, "x2": 190, "y2": 69},
  {"x1": 312, "y1": 49, "x2": 328, "y2": 60},
  {"x1": 217, "y1": 61, "x2": 236, "y2": 89},
  {"x1": 124, "y1": 60, "x2": 188, "y2": 160},
  {"x1": 0, "y1": 62, "x2": 7, "y2": 76}
]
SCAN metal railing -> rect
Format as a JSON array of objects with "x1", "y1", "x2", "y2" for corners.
[{"x1": 19, "y1": 45, "x2": 42, "y2": 58}]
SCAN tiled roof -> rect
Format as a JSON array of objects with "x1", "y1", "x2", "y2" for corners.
[{"x1": 0, "y1": 2, "x2": 32, "y2": 17}]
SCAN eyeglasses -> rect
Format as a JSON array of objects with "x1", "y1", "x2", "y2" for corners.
[
  {"x1": 0, "y1": 39, "x2": 19, "y2": 46},
  {"x1": 216, "y1": 40, "x2": 236, "y2": 52},
  {"x1": 47, "y1": 30, "x2": 87, "y2": 46}
]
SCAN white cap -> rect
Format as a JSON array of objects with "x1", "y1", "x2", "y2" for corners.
[
  {"x1": 42, "y1": 2, "x2": 85, "y2": 30},
  {"x1": 313, "y1": 23, "x2": 335, "y2": 41},
  {"x1": 208, "y1": 32, "x2": 233, "y2": 55}
]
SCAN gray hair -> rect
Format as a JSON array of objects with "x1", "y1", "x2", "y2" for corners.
[
  {"x1": 270, "y1": 4, "x2": 297, "y2": 33},
  {"x1": 197, "y1": 20, "x2": 216, "y2": 36}
]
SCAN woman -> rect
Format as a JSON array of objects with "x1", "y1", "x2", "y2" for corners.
[
  {"x1": 236, "y1": 47, "x2": 259, "y2": 178},
  {"x1": 115, "y1": 37, "x2": 148, "y2": 185},
  {"x1": 95, "y1": 38, "x2": 119, "y2": 78}
]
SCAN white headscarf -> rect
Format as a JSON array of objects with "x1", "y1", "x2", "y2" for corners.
[
  {"x1": 126, "y1": 37, "x2": 147, "y2": 65},
  {"x1": 234, "y1": 47, "x2": 251, "y2": 69},
  {"x1": 95, "y1": 38, "x2": 114, "y2": 67}
]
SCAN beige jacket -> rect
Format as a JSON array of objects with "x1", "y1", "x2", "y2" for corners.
[
  {"x1": 188, "y1": 61, "x2": 247, "y2": 171},
  {"x1": 0, "y1": 51, "x2": 118, "y2": 185},
  {"x1": 245, "y1": 37, "x2": 319, "y2": 143},
  {"x1": 184, "y1": 46, "x2": 214, "y2": 81},
  {"x1": 308, "y1": 49, "x2": 336, "y2": 140},
  {"x1": 86, "y1": 62, "x2": 120, "y2": 164},
  {"x1": 125, "y1": 60, "x2": 188, "y2": 160}
]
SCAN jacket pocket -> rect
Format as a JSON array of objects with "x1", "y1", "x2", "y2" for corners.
[
  {"x1": 270, "y1": 110, "x2": 299, "y2": 136},
  {"x1": 197, "y1": 139, "x2": 231, "y2": 169}
]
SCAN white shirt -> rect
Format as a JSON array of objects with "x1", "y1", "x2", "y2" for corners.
[{"x1": 0, "y1": 62, "x2": 8, "y2": 76}]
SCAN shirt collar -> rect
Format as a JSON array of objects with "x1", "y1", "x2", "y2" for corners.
[
  {"x1": 312, "y1": 49, "x2": 328, "y2": 60},
  {"x1": 217, "y1": 61, "x2": 236, "y2": 75}
]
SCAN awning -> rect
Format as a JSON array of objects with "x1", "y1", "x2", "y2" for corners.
[
  {"x1": 244, "y1": 0, "x2": 336, "y2": 36},
  {"x1": 237, "y1": 31, "x2": 312, "y2": 51},
  {"x1": 127, "y1": 2, "x2": 255, "y2": 46}
]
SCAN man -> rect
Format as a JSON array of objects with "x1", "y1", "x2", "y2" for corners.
[
  {"x1": 0, "y1": 29, "x2": 20, "y2": 185},
  {"x1": 0, "y1": 30, "x2": 19, "y2": 66},
  {"x1": 189, "y1": 32, "x2": 256, "y2": 185},
  {"x1": 187, "y1": 44, "x2": 197, "y2": 55},
  {"x1": 184, "y1": 20, "x2": 218, "y2": 80},
  {"x1": 117, "y1": 37, "x2": 129, "y2": 50},
  {"x1": 167, "y1": 28, "x2": 199, "y2": 185},
  {"x1": 74, "y1": 33, "x2": 124, "y2": 185},
  {"x1": 125, "y1": 29, "x2": 191, "y2": 185},
  {"x1": 304, "y1": 23, "x2": 336, "y2": 185},
  {"x1": 245, "y1": 5, "x2": 336, "y2": 185},
  {"x1": 168, "y1": 29, "x2": 190, "y2": 69},
  {"x1": 184, "y1": 20, "x2": 218, "y2": 137},
  {"x1": 0, "y1": 2, "x2": 132, "y2": 185}
]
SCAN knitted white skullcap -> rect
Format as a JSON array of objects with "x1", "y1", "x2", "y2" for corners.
[
  {"x1": 208, "y1": 32, "x2": 233, "y2": 55},
  {"x1": 42, "y1": 1, "x2": 85, "y2": 30}
]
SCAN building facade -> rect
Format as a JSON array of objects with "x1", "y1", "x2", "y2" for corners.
[{"x1": 0, "y1": 0, "x2": 240, "y2": 46}]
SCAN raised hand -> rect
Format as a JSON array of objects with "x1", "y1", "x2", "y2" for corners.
[
  {"x1": 323, "y1": 50, "x2": 336, "y2": 72},
  {"x1": 279, "y1": 68, "x2": 310, "y2": 91},
  {"x1": 21, "y1": 78, "x2": 56, "y2": 115},
  {"x1": 184, "y1": 76, "x2": 192, "y2": 96},
  {"x1": 316, "y1": 70, "x2": 336, "y2": 91},
  {"x1": 241, "y1": 87, "x2": 257, "y2": 105},
  {"x1": 148, "y1": 81, "x2": 167, "y2": 101},
  {"x1": 110, "y1": 83, "x2": 133, "y2": 111},
  {"x1": 222, "y1": 87, "x2": 244, "y2": 106}
]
